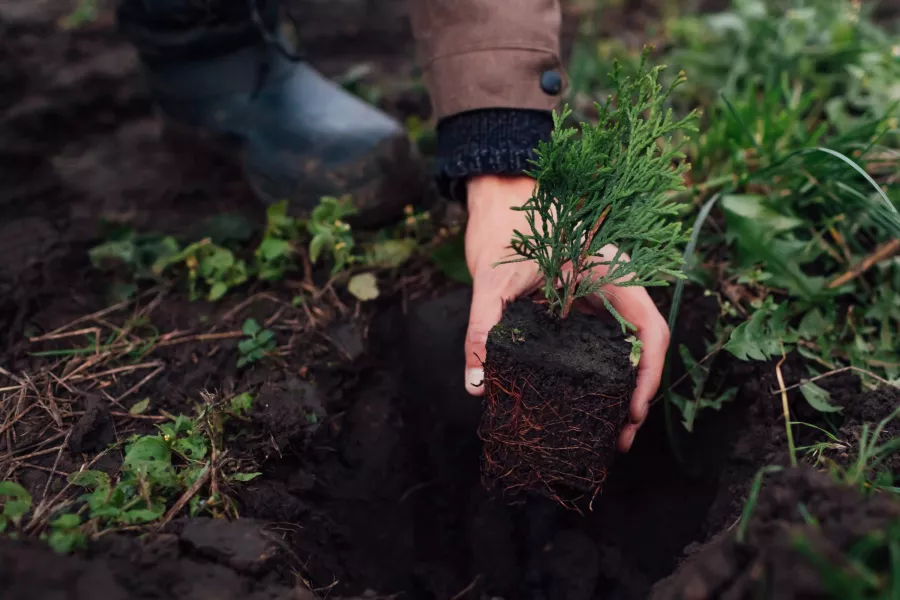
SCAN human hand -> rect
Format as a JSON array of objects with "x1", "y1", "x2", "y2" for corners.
[{"x1": 463, "y1": 174, "x2": 671, "y2": 452}]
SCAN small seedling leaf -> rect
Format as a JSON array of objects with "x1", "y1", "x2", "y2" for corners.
[
  {"x1": 53, "y1": 513, "x2": 82, "y2": 529},
  {"x1": 230, "y1": 472, "x2": 262, "y2": 482},
  {"x1": 242, "y1": 318, "x2": 261, "y2": 336},
  {"x1": 0, "y1": 481, "x2": 32, "y2": 524},
  {"x1": 230, "y1": 392, "x2": 254, "y2": 415},
  {"x1": 129, "y1": 398, "x2": 151, "y2": 415},
  {"x1": 799, "y1": 381, "x2": 842, "y2": 413},
  {"x1": 626, "y1": 336, "x2": 643, "y2": 367},
  {"x1": 258, "y1": 237, "x2": 293, "y2": 261},
  {"x1": 347, "y1": 272, "x2": 380, "y2": 301}
]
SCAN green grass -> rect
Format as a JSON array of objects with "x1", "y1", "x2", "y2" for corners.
[{"x1": 569, "y1": 0, "x2": 900, "y2": 432}]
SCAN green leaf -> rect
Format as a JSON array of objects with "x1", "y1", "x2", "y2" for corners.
[
  {"x1": 174, "y1": 435, "x2": 208, "y2": 461},
  {"x1": 724, "y1": 306, "x2": 788, "y2": 361},
  {"x1": 0, "y1": 481, "x2": 32, "y2": 525},
  {"x1": 720, "y1": 195, "x2": 805, "y2": 233},
  {"x1": 242, "y1": 318, "x2": 261, "y2": 336},
  {"x1": 626, "y1": 336, "x2": 643, "y2": 367},
  {"x1": 52, "y1": 513, "x2": 82, "y2": 529},
  {"x1": 365, "y1": 238, "x2": 416, "y2": 268},
  {"x1": 230, "y1": 392, "x2": 254, "y2": 415},
  {"x1": 309, "y1": 234, "x2": 327, "y2": 264},
  {"x1": 208, "y1": 281, "x2": 229, "y2": 302},
  {"x1": 123, "y1": 436, "x2": 174, "y2": 485},
  {"x1": 47, "y1": 514, "x2": 87, "y2": 554},
  {"x1": 68, "y1": 470, "x2": 110, "y2": 491},
  {"x1": 797, "y1": 309, "x2": 828, "y2": 340},
  {"x1": 255, "y1": 329, "x2": 275, "y2": 345},
  {"x1": 347, "y1": 272, "x2": 380, "y2": 301},
  {"x1": 430, "y1": 233, "x2": 472, "y2": 284},
  {"x1": 257, "y1": 237, "x2": 293, "y2": 262},
  {"x1": 129, "y1": 398, "x2": 150, "y2": 415},
  {"x1": 121, "y1": 504, "x2": 165, "y2": 524},
  {"x1": 799, "y1": 381, "x2": 842, "y2": 413},
  {"x1": 230, "y1": 472, "x2": 262, "y2": 482}
]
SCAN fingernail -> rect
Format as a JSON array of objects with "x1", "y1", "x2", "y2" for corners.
[{"x1": 465, "y1": 368, "x2": 484, "y2": 394}]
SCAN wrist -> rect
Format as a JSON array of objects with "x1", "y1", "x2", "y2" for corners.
[{"x1": 467, "y1": 174, "x2": 536, "y2": 215}]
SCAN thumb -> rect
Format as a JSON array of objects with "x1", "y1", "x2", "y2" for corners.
[{"x1": 464, "y1": 274, "x2": 504, "y2": 396}]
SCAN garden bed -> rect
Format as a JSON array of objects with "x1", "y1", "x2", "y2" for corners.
[{"x1": 1, "y1": 1, "x2": 899, "y2": 599}]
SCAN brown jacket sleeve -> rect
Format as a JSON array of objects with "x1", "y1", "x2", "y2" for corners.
[{"x1": 409, "y1": 0, "x2": 564, "y2": 120}]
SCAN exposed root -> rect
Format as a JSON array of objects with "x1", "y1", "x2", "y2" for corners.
[{"x1": 478, "y1": 361, "x2": 625, "y2": 512}]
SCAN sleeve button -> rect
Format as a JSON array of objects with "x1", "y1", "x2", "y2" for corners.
[{"x1": 540, "y1": 70, "x2": 563, "y2": 95}]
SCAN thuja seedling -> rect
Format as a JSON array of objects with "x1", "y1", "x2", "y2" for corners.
[
  {"x1": 480, "y1": 49, "x2": 697, "y2": 509},
  {"x1": 237, "y1": 318, "x2": 276, "y2": 368},
  {"x1": 505, "y1": 47, "x2": 697, "y2": 329}
]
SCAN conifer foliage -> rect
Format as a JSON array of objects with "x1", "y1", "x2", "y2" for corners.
[{"x1": 507, "y1": 48, "x2": 698, "y2": 326}]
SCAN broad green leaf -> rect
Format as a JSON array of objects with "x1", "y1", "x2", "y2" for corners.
[
  {"x1": 121, "y1": 504, "x2": 165, "y2": 524},
  {"x1": 52, "y1": 513, "x2": 82, "y2": 529},
  {"x1": 124, "y1": 437, "x2": 174, "y2": 485},
  {"x1": 720, "y1": 195, "x2": 805, "y2": 232},
  {"x1": 0, "y1": 481, "x2": 32, "y2": 525},
  {"x1": 230, "y1": 472, "x2": 262, "y2": 482},
  {"x1": 257, "y1": 237, "x2": 293, "y2": 261},
  {"x1": 626, "y1": 336, "x2": 643, "y2": 367},
  {"x1": 129, "y1": 398, "x2": 150, "y2": 415},
  {"x1": 174, "y1": 435, "x2": 208, "y2": 461},
  {"x1": 347, "y1": 273, "x2": 380, "y2": 302},
  {"x1": 208, "y1": 281, "x2": 229, "y2": 301},
  {"x1": 799, "y1": 381, "x2": 842, "y2": 413},
  {"x1": 255, "y1": 330, "x2": 275, "y2": 345},
  {"x1": 724, "y1": 308, "x2": 785, "y2": 361},
  {"x1": 797, "y1": 309, "x2": 828, "y2": 339},
  {"x1": 68, "y1": 470, "x2": 110, "y2": 491}
]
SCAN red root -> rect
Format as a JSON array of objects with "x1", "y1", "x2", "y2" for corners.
[{"x1": 478, "y1": 360, "x2": 627, "y2": 513}]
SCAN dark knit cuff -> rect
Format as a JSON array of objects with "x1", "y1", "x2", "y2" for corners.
[{"x1": 434, "y1": 109, "x2": 553, "y2": 200}]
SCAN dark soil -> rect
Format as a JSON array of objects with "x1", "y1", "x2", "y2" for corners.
[
  {"x1": 651, "y1": 467, "x2": 900, "y2": 600},
  {"x1": 0, "y1": 519, "x2": 308, "y2": 600},
  {"x1": 481, "y1": 299, "x2": 634, "y2": 509}
]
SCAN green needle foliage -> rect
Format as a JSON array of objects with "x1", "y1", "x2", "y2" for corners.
[{"x1": 507, "y1": 48, "x2": 697, "y2": 328}]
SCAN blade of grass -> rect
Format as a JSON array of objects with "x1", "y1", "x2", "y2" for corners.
[
  {"x1": 737, "y1": 465, "x2": 784, "y2": 543},
  {"x1": 663, "y1": 192, "x2": 724, "y2": 464}
]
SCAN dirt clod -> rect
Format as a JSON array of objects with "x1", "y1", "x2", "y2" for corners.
[
  {"x1": 180, "y1": 518, "x2": 280, "y2": 574},
  {"x1": 68, "y1": 396, "x2": 115, "y2": 454}
]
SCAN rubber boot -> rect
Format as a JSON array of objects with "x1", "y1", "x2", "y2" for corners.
[{"x1": 117, "y1": 0, "x2": 427, "y2": 226}]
